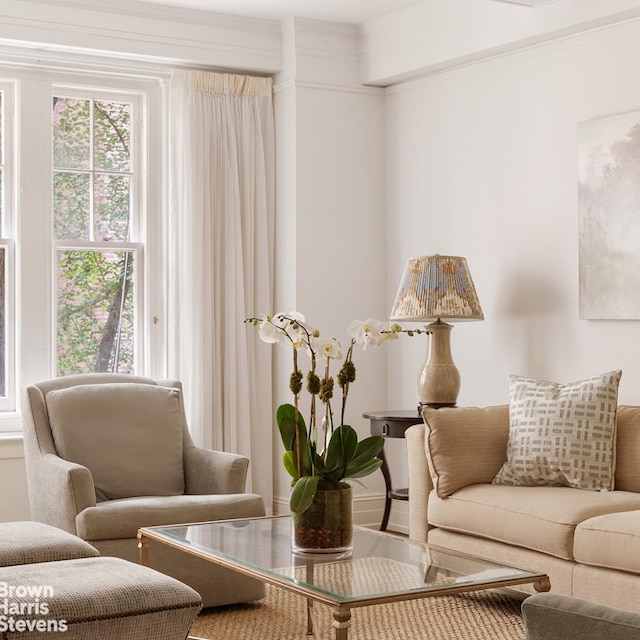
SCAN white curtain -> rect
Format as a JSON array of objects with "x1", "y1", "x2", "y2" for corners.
[{"x1": 168, "y1": 70, "x2": 274, "y2": 506}]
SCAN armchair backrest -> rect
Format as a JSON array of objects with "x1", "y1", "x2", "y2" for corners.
[{"x1": 23, "y1": 373, "x2": 194, "y2": 502}]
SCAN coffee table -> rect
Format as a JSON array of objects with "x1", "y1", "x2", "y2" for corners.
[{"x1": 137, "y1": 516, "x2": 550, "y2": 640}]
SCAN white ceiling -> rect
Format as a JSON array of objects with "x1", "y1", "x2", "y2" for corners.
[
  {"x1": 129, "y1": 0, "x2": 561, "y2": 23},
  {"x1": 130, "y1": 0, "x2": 435, "y2": 24}
]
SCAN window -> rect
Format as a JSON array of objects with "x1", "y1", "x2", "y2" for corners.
[
  {"x1": 0, "y1": 65, "x2": 164, "y2": 430},
  {"x1": 53, "y1": 92, "x2": 141, "y2": 375}
]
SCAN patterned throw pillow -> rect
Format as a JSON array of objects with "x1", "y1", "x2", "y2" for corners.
[{"x1": 492, "y1": 370, "x2": 622, "y2": 491}]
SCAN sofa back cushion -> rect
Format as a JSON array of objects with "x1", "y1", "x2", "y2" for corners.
[
  {"x1": 422, "y1": 405, "x2": 510, "y2": 498},
  {"x1": 46, "y1": 383, "x2": 186, "y2": 501},
  {"x1": 615, "y1": 405, "x2": 640, "y2": 492}
]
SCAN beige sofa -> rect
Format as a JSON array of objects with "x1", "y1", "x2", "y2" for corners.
[{"x1": 406, "y1": 404, "x2": 640, "y2": 612}]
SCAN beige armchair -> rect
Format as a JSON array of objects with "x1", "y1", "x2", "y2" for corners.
[{"x1": 22, "y1": 373, "x2": 266, "y2": 608}]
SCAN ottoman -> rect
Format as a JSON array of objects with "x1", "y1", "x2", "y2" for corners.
[
  {"x1": 0, "y1": 521, "x2": 99, "y2": 566},
  {"x1": 0, "y1": 522, "x2": 202, "y2": 639},
  {"x1": 1, "y1": 556, "x2": 202, "y2": 639}
]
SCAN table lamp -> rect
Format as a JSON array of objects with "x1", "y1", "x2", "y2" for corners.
[{"x1": 390, "y1": 255, "x2": 483, "y2": 409}]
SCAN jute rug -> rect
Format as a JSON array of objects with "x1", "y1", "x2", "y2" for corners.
[{"x1": 190, "y1": 586, "x2": 525, "y2": 640}]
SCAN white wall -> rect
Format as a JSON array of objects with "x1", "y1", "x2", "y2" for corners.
[
  {"x1": 273, "y1": 19, "x2": 389, "y2": 526},
  {"x1": 0, "y1": 441, "x2": 30, "y2": 521},
  {"x1": 383, "y1": 18, "x2": 640, "y2": 420}
]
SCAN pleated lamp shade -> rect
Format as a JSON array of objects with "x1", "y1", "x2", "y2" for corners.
[{"x1": 390, "y1": 255, "x2": 483, "y2": 322}]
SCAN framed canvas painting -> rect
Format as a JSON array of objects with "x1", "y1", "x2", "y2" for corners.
[{"x1": 578, "y1": 110, "x2": 640, "y2": 319}]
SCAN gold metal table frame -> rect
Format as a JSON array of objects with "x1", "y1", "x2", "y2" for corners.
[{"x1": 138, "y1": 516, "x2": 550, "y2": 640}]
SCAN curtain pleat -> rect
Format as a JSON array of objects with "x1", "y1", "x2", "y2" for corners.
[{"x1": 168, "y1": 69, "x2": 274, "y2": 507}]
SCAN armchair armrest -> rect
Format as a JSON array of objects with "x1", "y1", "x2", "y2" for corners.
[
  {"x1": 522, "y1": 593, "x2": 640, "y2": 640},
  {"x1": 28, "y1": 454, "x2": 96, "y2": 534},
  {"x1": 184, "y1": 445, "x2": 250, "y2": 494}
]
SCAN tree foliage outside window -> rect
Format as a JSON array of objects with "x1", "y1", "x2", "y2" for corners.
[{"x1": 53, "y1": 94, "x2": 137, "y2": 375}]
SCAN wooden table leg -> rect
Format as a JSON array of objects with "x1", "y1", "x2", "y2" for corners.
[{"x1": 379, "y1": 448, "x2": 392, "y2": 531}]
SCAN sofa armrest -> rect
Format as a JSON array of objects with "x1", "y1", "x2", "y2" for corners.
[
  {"x1": 522, "y1": 593, "x2": 640, "y2": 640},
  {"x1": 29, "y1": 454, "x2": 96, "y2": 534},
  {"x1": 406, "y1": 423, "x2": 432, "y2": 542},
  {"x1": 184, "y1": 445, "x2": 250, "y2": 494}
]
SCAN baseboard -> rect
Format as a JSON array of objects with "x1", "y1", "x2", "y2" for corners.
[{"x1": 272, "y1": 491, "x2": 409, "y2": 536}]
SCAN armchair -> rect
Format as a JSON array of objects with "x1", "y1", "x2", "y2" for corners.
[{"x1": 22, "y1": 373, "x2": 266, "y2": 608}]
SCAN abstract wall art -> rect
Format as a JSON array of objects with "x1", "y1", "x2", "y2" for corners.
[{"x1": 578, "y1": 109, "x2": 640, "y2": 319}]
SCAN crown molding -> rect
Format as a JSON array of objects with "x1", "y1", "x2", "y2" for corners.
[{"x1": 0, "y1": 0, "x2": 282, "y2": 73}]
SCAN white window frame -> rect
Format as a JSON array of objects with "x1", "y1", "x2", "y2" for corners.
[
  {"x1": 0, "y1": 62, "x2": 167, "y2": 434},
  {"x1": 0, "y1": 80, "x2": 16, "y2": 414}
]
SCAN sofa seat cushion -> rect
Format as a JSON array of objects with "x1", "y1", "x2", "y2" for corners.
[
  {"x1": 428, "y1": 484, "x2": 640, "y2": 560},
  {"x1": 0, "y1": 521, "x2": 99, "y2": 567},
  {"x1": 574, "y1": 510, "x2": 640, "y2": 574},
  {"x1": 47, "y1": 383, "x2": 186, "y2": 502},
  {"x1": 1, "y1": 556, "x2": 201, "y2": 640},
  {"x1": 76, "y1": 493, "x2": 266, "y2": 540}
]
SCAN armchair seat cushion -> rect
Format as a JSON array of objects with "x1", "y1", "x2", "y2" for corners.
[
  {"x1": 76, "y1": 493, "x2": 266, "y2": 540},
  {"x1": 46, "y1": 383, "x2": 186, "y2": 501},
  {"x1": 0, "y1": 521, "x2": 99, "y2": 567}
]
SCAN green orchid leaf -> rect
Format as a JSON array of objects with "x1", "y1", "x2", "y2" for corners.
[
  {"x1": 349, "y1": 435, "x2": 385, "y2": 467},
  {"x1": 277, "y1": 403, "x2": 313, "y2": 476},
  {"x1": 325, "y1": 424, "x2": 358, "y2": 470},
  {"x1": 276, "y1": 403, "x2": 306, "y2": 451},
  {"x1": 344, "y1": 457, "x2": 383, "y2": 479},
  {"x1": 290, "y1": 475, "x2": 321, "y2": 514},
  {"x1": 313, "y1": 452, "x2": 328, "y2": 474},
  {"x1": 282, "y1": 451, "x2": 299, "y2": 480}
]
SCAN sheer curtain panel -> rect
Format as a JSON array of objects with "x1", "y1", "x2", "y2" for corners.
[{"x1": 168, "y1": 70, "x2": 274, "y2": 505}]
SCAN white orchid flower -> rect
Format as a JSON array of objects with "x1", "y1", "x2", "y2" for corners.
[
  {"x1": 347, "y1": 318, "x2": 389, "y2": 349},
  {"x1": 258, "y1": 311, "x2": 307, "y2": 346},
  {"x1": 312, "y1": 335, "x2": 343, "y2": 361}
]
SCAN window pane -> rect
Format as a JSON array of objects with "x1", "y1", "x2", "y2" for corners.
[
  {"x1": 94, "y1": 100, "x2": 130, "y2": 172},
  {"x1": 53, "y1": 171, "x2": 90, "y2": 240},
  {"x1": 52, "y1": 97, "x2": 91, "y2": 170},
  {"x1": 56, "y1": 250, "x2": 135, "y2": 375},
  {"x1": 94, "y1": 173, "x2": 130, "y2": 241}
]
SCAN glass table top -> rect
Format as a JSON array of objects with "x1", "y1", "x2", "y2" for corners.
[{"x1": 141, "y1": 516, "x2": 546, "y2": 604}]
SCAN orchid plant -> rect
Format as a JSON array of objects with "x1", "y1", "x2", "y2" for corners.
[{"x1": 245, "y1": 313, "x2": 402, "y2": 513}]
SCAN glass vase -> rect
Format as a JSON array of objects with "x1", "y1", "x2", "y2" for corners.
[{"x1": 291, "y1": 484, "x2": 353, "y2": 555}]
